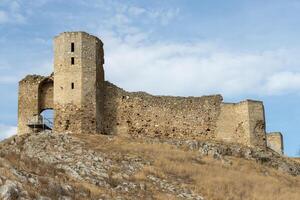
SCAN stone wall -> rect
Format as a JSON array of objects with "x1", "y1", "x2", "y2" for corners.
[
  {"x1": 17, "y1": 31, "x2": 275, "y2": 150},
  {"x1": 248, "y1": 100, "x2": 267, "y2": 148},
  {"x1": 267, "y1": 132, "x2": 284, "y2": 155},
  {"x1": 18, "y1": 74, "x2": 268, "y2": 148},
  {"x1": 215, "y1": 100, "x2": 266, "y2": 148},
  {"x1": 102, "y1": 82, "x2": 223, "y2": 140}
]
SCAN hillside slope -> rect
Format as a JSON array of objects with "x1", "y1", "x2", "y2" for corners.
[{"x1": 0, "y1": 131, "x2": 300, "y2": 200}]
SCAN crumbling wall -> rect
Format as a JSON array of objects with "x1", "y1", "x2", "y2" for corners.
[
  {"x1": 18, "y1": 75, "x2": 46, "y2": 134},
  {"x1": 267, "y1": 132, "x2": 284, "y2": 155},
  {"x1": 102, "y1": 82, "x2": 223, "y2": 140},
  {"x1": 215, "y1": 100, "x2": 266, "y2": 148},
  {"x1": 248, "y1": 100, "x2": 267, "y2": 148},
  {"x1": 17, "y1": 31, "x2": 273, "y2": 150}
]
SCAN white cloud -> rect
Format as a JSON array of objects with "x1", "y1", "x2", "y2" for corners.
[
  {"x1": 0, "y1": 124, "x2": 17, "y2": 141},
  {"x1": 148, "y1": 8, "x2": 180, "y2": 25},
  {"x1": 2, "y1": 0, "x2": 300, "y2": 98},
  {"x1": 264, "y1": 72, "x2": 300, "y2": 95},
  {"x1": 99, "y1": 30, "x2": 300, "y2": 97},
  {"x1": 81, "y1": 1, "x2": 300, "y2": 97}
]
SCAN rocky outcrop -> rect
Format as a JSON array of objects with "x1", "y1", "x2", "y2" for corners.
[
  {"x1": 0, "y1": 132, "x2": 205, "y2": 199},
  {"x1": 0, "y1": 131, "x2": 299, "y2": 199}
]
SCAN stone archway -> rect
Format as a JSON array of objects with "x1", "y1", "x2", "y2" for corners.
[
  {"x1": 37, "y1": 78, "x2": 54, "y2": 131},
  {"x1": 39, "y1": 78, "x2": 54, "y2": 112}
]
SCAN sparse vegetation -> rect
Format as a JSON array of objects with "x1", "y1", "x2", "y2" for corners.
[
  {"x1": 0, "y1": 133, "x2": 299, "y2": 199},
  {"x1": 77, "y1": 134, "x2": 300, "y2": 200}
]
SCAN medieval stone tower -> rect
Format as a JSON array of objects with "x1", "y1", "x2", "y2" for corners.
[
  {"x1": 18, "y1": 32, "x2": 105, "y2": 135},
  {"x1": 53, "y1": 32, "x2": 105, "y2": 134}
]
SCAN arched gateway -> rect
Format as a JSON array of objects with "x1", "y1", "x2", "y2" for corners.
[{"x1": 18, "y1": 76, "x2": 54, "y2": 133}]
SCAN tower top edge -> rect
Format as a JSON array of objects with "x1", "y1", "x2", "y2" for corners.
[{"x1": 54, "y1": 31, "x2": 103, "y2": 44}]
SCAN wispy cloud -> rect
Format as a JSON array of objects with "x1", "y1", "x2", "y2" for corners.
[
  {"x1": 97, "y1": 28, "x2": 300, "y2": 97},
  {"x1": 0, "y1": 0, "x2": 26, "y2": 24},
  {"x1": 264, "y1": 72, "x2": 300, "y2": 95},
  {"x1": 70, "y1": 0, "x2": 297, "y2": 97},
  {"x1": 1, "y1": 0, "x2": 300, "y2": 98},
  {"x1": 0, "y1": 124, "x2": 16, "y2": 141},
  {"x1": 148, "y1": 8, "x2": 180, "y2": 25}
]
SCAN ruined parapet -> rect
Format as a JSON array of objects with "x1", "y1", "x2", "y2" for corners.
[
  {"x1": 18, "y1": 75, "x2": 46, "y2": 134},
  {"x1": 53, "y1": 32, "x2": 105, "y2": 134},
  {"x1": 102, "y1": 81, "x2": 223, "y2": 139},
  {"x1": 267, "y1": 132, "x2": 284, "y2": 155},
  {"x1": 215, "y1": 100, "x2": 267, "y2": 148}
]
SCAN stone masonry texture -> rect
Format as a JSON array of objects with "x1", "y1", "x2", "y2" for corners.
[
  {"x1": 267, "y1": 132, "x2": 284, "y2": 155},
  {"x1": 53, "y1": 32, "x2": 104, "y2": 134},
  {"x1": 17, "y1": 31, "x2": 284, "y2": 151},
  {"x1": 102, "y1": 82, "x2": 223, "y2": 140},
  {"x1": 216, "y1": 100, "x2": 267, "y2": 149}
]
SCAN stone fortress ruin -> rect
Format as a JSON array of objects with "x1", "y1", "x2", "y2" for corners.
[{"x1": 18, "y1": 32, "x2": 284, "y2": 155}]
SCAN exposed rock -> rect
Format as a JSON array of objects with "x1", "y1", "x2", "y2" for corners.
[
  {"x1": 0, "y1": 131, "x2": 299, "y2": 199},
  {"x1": 0, "y1": 180, "x2": 27, "y2": 200}
]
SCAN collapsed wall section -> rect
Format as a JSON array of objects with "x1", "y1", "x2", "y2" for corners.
[
  {"x1": 215, "y1": 100, "x2": 266, "y2": 148},
  {"x1": 102, "y1": 82, "x2": 223, "y2": 140},
  {"x1": 248, "y1": 100, "x2": 267, "y2": 148},
  {"x1": 267, "y1": 132, "x2": 284, "y2": 155},
  {"x1": 18, "y1": 75, "x2": 45, "y2": 134}
]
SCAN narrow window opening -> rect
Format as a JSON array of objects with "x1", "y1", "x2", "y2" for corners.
[
  {"x1": 71, "y1": 82, "x2": 74, "y2": 89},
  {"x1": 71, "y1": 43, "x2": 75, "y2": 52},
  {"x1": 71, "y1": 57, "x2": 75, "y2": 65}
]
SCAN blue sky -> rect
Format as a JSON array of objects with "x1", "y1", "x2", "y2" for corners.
[{"x1": 0, "y1": 0, "x2": 299, "y2": 156}]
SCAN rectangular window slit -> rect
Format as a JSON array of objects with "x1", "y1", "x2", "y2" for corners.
[
  {"x1": 71, "y1": 82, "x2": 74, "y2": 89},
  {"x1": 71, "y1": 43, "x2": 75, "y2": 52},
  {"x1": 71, "y1": 57, "x2": 75, "y2": 65}
]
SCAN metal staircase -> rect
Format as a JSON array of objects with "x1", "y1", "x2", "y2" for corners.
[{"x1": 27, "y1": 115, "x2": 53, "y2": 131}]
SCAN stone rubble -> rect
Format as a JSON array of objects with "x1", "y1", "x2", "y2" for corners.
[{"x1": 147, "y1": 175, "x2": 203, "y2": 200}]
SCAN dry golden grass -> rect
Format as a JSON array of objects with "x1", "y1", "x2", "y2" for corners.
[
  {"x1": 76, "y1": 134, "x2": 300, "y2": 200},
  {"x1": 154, "y1": 193, "x2": 179, "y2": 200},
  {"x1": 292, "y1": 158, "x2": 300, "y2": 164}
]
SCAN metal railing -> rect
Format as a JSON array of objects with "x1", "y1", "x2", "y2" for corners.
[
  {"x1": 27, "y1": 115, "x2": 53, "y2": 131},
  {"x1": 43, "y1": 117, "x2": 54, "y2": 129}
]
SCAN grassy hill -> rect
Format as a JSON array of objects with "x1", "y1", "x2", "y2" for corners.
[{"x1": 0, "y1": 131, "x2": 299, "y2": 200}]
